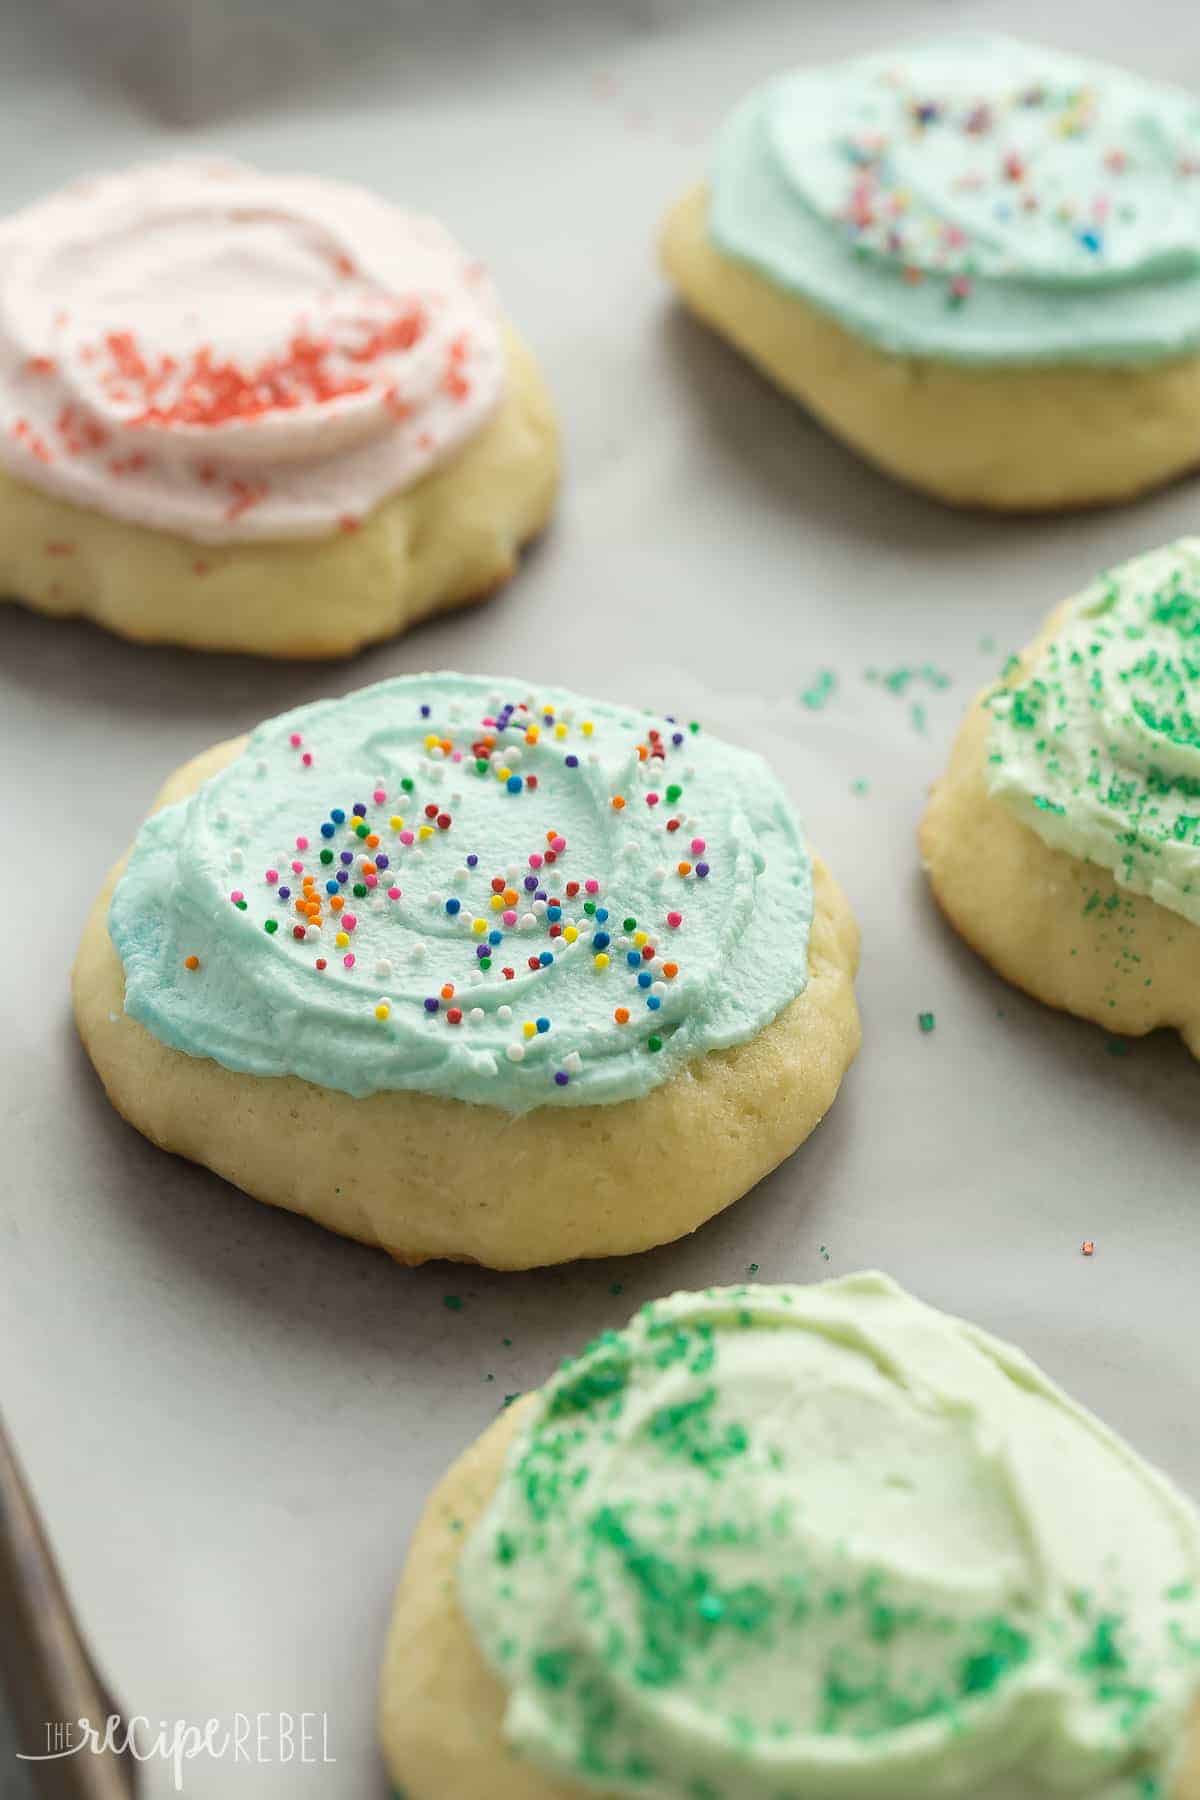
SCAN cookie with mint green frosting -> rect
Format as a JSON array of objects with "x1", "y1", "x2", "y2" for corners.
[
  {"x1": 379, "y1": 1272, "x2": 1200, "y2": 1799},
  {"x1": 922, "y1": 541, "x2": 1200, "y2": 1055},
  {"x1": 661, "y1": 38, "x2": 1200, "y2": 509},
  {"x1": 74, "y1": 674, "x2": 861, "y2": 1267}
]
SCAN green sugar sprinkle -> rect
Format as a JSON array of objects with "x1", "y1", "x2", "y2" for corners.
[
  {"x1": 918, "y1": 1011, "x2": 936, "y2": 1034},
  {"x1": 799, "y1": 669, "x2": 838, "y2": 710},
  {"x1": 442, "y1": 1294, "x2": 464, "y2": 1312},
  {"x1": 850, "y1": 778, "x2": 870, "y2": 796}
]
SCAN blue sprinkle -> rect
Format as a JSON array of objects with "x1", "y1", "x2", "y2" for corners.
[
  {"x1": 325, "y1": 881, "x2": 339, "y2": 896},
  {"x1": 536, "y1": 1017, "x2": 551, "y2": 1033},
  {"x1": 506, "y1": 775, "x2": 522, "y2": 793},
  {"x1": 637, "y1": 971, "x2": 652, "y2": 988},
  {"x1": 647, "y1": 994, "x2": 662, "y2": 1011},
  {"x1": 538, "y1": 951, "x2": 553, "y2": 967},
  {"x1": 1077, "y1": 227, "x2": 1103, "y2": 253},
  {"x1": 547, "y1": 906, "x2": 562, "y2": 922},
  {"x1": 593, "y1": 931, "x2": 611, "y2": 950},
  {"x1": 445, "y1": 897, "x2": 461, "y2": 915},
  {"x1": 320, "y1": 822, "x2": 335, "y2": 839},
  {"x1": 330, "y1": 809, "x2": 346, "y2": 824},
  {"x1": 595, "y1": 907, "x2": 609, "y2": 923},
  {"x1": 489, "y1": 929, "x2": 503, "y2": 946},
  {"x1": 626, "y1": 950, "x2": 641, "y2": 968}
]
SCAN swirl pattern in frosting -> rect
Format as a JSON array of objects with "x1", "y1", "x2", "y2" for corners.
[
  {"x1": 0, "y1": 161, "x2": 504, "y2": 541},
  {"x1": 108, "y1": 674, "x2": 813, "y2": 1111},
  {"x1": 461, "y1": 1273, "x2": 1200, "y2": 1800},
  {"x1": 987, "y1": 539, "x2": 1200, "y2": 923},
  {"x1": 710, "y1": 36, "x2": 1200, "y2": 365}
]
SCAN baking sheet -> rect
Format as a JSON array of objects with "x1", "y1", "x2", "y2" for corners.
[{"x1": 1, "y1": 0, "x2": 1198, "y2": 1794}]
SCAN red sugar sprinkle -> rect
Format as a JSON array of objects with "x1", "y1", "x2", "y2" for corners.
[{"x1": 44, "y1": 541, "x2": 75, "y2": 557}]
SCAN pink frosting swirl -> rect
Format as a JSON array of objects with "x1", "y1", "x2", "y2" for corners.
[{"x1": 0, "y1": 160, "x2": 505, "y2": 542}]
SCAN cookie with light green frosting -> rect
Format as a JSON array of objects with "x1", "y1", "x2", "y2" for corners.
[
  {"x1": 922, "y1": 541, "x2": 1200, "y2": 1055},
  {"x1": 74, "y1": 674, "x2": 861, "y2": 1267},
  {"x1": 661, "y1": 38, "x2": 1200, "y2": 509},
  {"x1": 379, "y1": 1272, "x2": 1200, "y2": 1798}
]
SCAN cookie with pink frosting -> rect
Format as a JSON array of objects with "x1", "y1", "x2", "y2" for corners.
[{"x1": 0, "y1": 160, "x2": 558, "y2": 656}]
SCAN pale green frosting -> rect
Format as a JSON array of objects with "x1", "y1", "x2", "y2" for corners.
[
  {"x1": 108, "y1": 673, "x2": 813, "y2": 1111},
  {"x1": 461, "y1": 1272, "x2": 1200, "y2": 1800},
  {"x1": 710, "y1": 35, "x2": 1200, "y2": 366},
  {"x1": 987, "y1": 539, "x2": 1200, "y2": 923}
]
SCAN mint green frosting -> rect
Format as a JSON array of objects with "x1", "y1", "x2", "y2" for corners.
[
  {"x1": 987, "y1": 539, "x2": 1200, "y2": 922},
  {"x1": 461, "y1": 1273, "x2": 1200, "y2": 1800},
  {"x1": 108, "y1": 673, "x2": 813, "y2": 1111},
  {"x1": 710, "y1": 35, "x2": 1200, "y2": 366}
]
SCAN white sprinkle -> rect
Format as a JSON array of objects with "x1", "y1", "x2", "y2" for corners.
[
  {"x1": 453, "y1": 866, "x2": 469, "y2": 886},
  {"x1": 564, "y1": 1051, "x2": 582, "y2": 1074},
  {"x1": 532, "y1": 899, "x2": 547, "y2": 916},
  {"x1": 651, "y1": 866, "x2": 666, "y2": 884},
  {"x1": 506, "y1": 863, "x2": 521, "y2": 880},
  {"x1": 468, "y1": 968, "x2": 483, "y2": 986},
  {"x1": 305, "y1": 924, "x2": 321, "y2": 941},
  {"x1": 506, "y1": 746, "x2": 523, "y2": 767},
  {"x1": 426, "y1": 891, "x2": 440, "y2": 908},
  {"x1": 520, "y1": 912, "x2": 537, "y2": 932},
  {"x1": 497, "y1": 1004, "x2": 513, "y2": 1024},
  {"x1": 506, "y1": 1043, "x2": 525, "y2": 1063},
  {"x1": 469, "y1": 1007, "x2": 485, "y2": 1025},
  {"x1": 375, "y1": 958, "x2": 393, "y2": 979},
  {"x1": 229, "y1": 848, "x2": 244, "y2": 869},
  {"x1": 411, "y1": 942, "x2": 427, "y2": 962}
]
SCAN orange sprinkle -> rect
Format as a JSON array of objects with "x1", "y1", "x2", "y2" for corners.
[
  {"x1": 677, "y1": 862, "x2": 692, "y2": 876},
  {"x1": 183, "y1": 954, "x2": 200, "y2": 971},
  {"x1": 662, "y1": 962, "x2": 678, "y2": 980},
  {"x1": 330, "y1": 895, "x2": 345, "y2": 913},
  {"x1": 193, "y1": 560, "x2": 211, "y2": 576},
  {"x1": 360, "y1": 860, "x2": 377, "y2": 875},
  {"x1": 44, "y1": 541, "x2": 75, "y2": 557},
  {"x1": 365, "y1": 833, "x2": 380, "y2": 848},
  {"x1": 614, "y1": 1006, "x2": 630, "y2": 1024},
  {"x1": 441, "y1": 983, "x2": 455, "y2": 1000},
  {"x1": 611, "y1": 796, "x2": 626, "y2": 811}
]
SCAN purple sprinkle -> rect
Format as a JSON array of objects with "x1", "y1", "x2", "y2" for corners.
[
  {"x1": 352, "y1": 803, "x2": 367, "y2": 818},
  {"x1": 554, "y1": 1071, "x2": 569, "y2": 1086},
  {"x1": 375, "y1": 853, "x2": 389, "y2": 870},
  {"x1": 423, "y1": 997, "x2": 439, "y2": 1013},
  {"x1": 696, "y1": 862, "x2": 710, "y2": 878},
  {"x1": 340, "y1": 850, "x2": 354, "y2": 865},
  {"x1": 336, "y1": 870, "x2": 348, "y2": 885},
  {"x1": 671, "y1": 732, "x2": 684, "y2": 747},
  {"x1": 476, "y1": 944, "x2": 489, "y2": 959},
  {"x1": 565, "y1": 754, "x2": 579, "y2": 768},
  {"x1": 420, "y1": 704, "x2": 431, "y2": 718},
  {"x1": 524, "y1": 875, "x2": 538, "y2": 892},
  {"x1": 535, "y1": 889, "x2": 547, "y2": 902},
  {"x1": 278, "y1": 886, "x2": 291, "y2": 900},
  {"x1": 466, "y1": 853, "x2": 479, "y2": 868}
]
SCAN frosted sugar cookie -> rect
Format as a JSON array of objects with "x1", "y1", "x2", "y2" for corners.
[
  {"x1": 0, "y1": 162, "x2": 557, "y2": 655},
  {"x1": 73, "y1": 674, "x2": 860, "y2": 1267},
  {"x1": 662, "y1": 39, "x2": 1200, "y2": 511},
  {"x1": 380, "y1": 1271, "x2": 1200, "y2": 1798},
  {"x1": 922, "y1": 539, "x2": 1200, "y2": 1051}
]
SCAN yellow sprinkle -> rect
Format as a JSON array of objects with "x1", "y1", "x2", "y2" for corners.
[
  {"x1": 471, "y1": 917, "x2": 487, "y2": 935},
  {"x1": 418, "y1": 824, "x2": 434, "y2": 840},
  {"x1": 554, "y1": 722, "x2": 567, "y2": 740},
  {"x1": 374, "y1": 1002, "x2": 391, "y2": 1021},
  {"x1": 563, "y1": 925, "x2": 578, "y2": 943},
  {"x1": 495, "y1": 766, "x2": 511, "y2": 782},
  {"x1": 633, "y1": 930, "x2": 648, "y2": 948},
  {"x1": 522, "y1": 1020, "x2": 537, "y2": 1039},
  {"x1": 423, "y1": 733, "x2": 439, "y2": 751},
  {"x1": 593, "y1": 952, "x2": 610, "y2": 970},
  {"x1": 524, "y1": 727, "x2": 539, "y2": 745},
  {"x1": 581, "y1": 721, "x2": 593, "y2": 737},
  {"x1": 490, "y1": 894, "x2": 505, "y2": 911},
  {"x1": 336, "y1": 931, "x2": 350, "y2": 948},
  {"x1": 389, "y1": 815, "x2": 404, "y2": 830}
]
